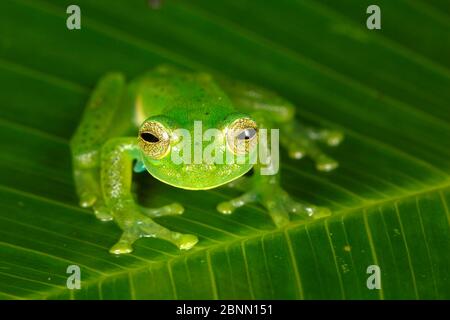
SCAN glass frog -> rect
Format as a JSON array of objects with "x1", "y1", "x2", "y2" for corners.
[{"x1": 70, "y1": 65, "x2": 343, "y2": 254}]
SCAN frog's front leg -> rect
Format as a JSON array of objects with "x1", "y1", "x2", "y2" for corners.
[
  {"x1": 217, "y1": 172, "x2": 331, "y2": 227},
  {"x1": 101, "y1": 138, "x2": 198, "y2": 254}
]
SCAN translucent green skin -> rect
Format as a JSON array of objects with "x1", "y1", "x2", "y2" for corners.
[{"x1": 70, "y1": 65, "x2": 343, "y2": 254}]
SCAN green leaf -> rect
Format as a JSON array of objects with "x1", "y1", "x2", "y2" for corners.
[{"x1": 0, "y1": 0, "x2": 449, "y2": 299}]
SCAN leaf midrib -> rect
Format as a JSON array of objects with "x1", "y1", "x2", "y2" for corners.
[{"x1": 2, "y1": 178, "x2": 446, "y2": 299}]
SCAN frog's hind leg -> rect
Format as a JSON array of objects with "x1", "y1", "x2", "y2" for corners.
[
  {"x1": 70, "y1": 73, "x2": 126, "y2": 221},
  {"x1": 217, "y1": 78, "x2": 343, "y2": 171}
]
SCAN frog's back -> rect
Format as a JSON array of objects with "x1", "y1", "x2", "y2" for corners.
[{"x1": 129, "y1": 66, "x2": 236, "y2": 129}]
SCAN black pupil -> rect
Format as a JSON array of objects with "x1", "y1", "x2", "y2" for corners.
[
  {"x1": 141, "y1": 132, "x2": 160, "y2": 143},
  {"x1": 237, "y1": 128, "x2": 256, "y2": 140}
]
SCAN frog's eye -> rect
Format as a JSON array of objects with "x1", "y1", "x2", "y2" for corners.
[
  {"x1": 237, "y1": 128, "x2": 257, "y2": 141},
  {"x1": 226, "y1": 118, "x2": 258, "y2": 155},
  {"x1": 138, "y1": 121, "x2": 170, "y2": 159},
  {"x1": 140, "y1": 132, "x2": 160, "y2": 143}
]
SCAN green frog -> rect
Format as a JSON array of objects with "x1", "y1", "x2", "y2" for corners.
[{"x1": 70, "y1": 65, "x2": 343, "y2": 254}]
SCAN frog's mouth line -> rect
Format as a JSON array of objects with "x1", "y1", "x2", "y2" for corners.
[{"x1": 146, "y1": 165, "x2": 253, "y2": 190}]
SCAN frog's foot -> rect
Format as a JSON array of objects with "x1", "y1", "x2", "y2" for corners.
[
  {"x1": 217, "y1": 186, "x2": 331, "y2": 227},
  {"x1": 217, "y1": 192, "x2": 258, "y2": 215},
  {"x1": 73, "y1": 168, "x2": 113, "y2": 221},
  {"x1": 92, "y1": 201, "x2": 114, "y2": 222},
  {"x1": 74, "y1": 167, "x2": 102, "y2": 208},
  {"x1": 110, "y1": 204, "x2": 197, "y2": 254},
  {"x1": 139, "y1": 202, "x2": 184, "y2": 218},
  {"x1": 110, "y1": 222, "x2": 198, "y2": 254},
  {"x1": 306, "y1": 128, "x2": 344, "y2": 148},
  {"x1": 282, "y1": 123, "x2": 343, "y2": 172},
  {"x1": 263, "y1": 188, "x2": 331, "y2": 227}
]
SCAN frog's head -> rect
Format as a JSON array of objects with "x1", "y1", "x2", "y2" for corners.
[{"x1": 137, "y1": 112, "x2": 258, "y2": 190}]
